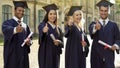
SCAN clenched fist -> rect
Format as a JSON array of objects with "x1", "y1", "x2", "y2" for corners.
[
  {"x1": 16, "y1": 23, "x2": 23, "y2": 33},
  {"x1": 111, "y1": 45, "x2": 117, "y2": 51},
  {"x1": 81, "y1": 41, "x2": 87, "y2": 47},
  {"x1": 54, "y1": 39, "x2": 61, "y2": 46}
]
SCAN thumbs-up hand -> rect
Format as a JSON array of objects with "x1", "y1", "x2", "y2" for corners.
[
  {"x1": 68, "y1": 21, "x2": 73, "y2": 26},
  {"x1": 67, "y1": 17, "x2": 73, "y2": 26},
  {"x1": 43, "y1": 23, "x2": 49, "y2": 33},
  {"x1": 16, "y1": 23, "x2": 24, "y2": 33},
  {"x1": 95, "y1": 20, "x2": 101, "y2": 30}
]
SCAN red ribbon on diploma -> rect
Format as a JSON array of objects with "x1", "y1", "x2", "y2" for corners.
[
  {"x1": 104, "y1": 45, "x2": 109, "y2": 49},
  {"x1": 98, "y1": 40, "x2": 112, "y2": 49}
]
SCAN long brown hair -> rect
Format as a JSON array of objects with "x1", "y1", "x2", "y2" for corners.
[{"x1": 42, "y1": 10, "x2": 60, "y2": 35}]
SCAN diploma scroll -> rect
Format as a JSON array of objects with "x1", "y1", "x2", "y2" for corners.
[
  {"x1": 50, "y1": 33, "x2": 62, "y2": 43},
  {"x1": 82, "y1": 33, "x2": 85, "y2": 52},
  {"x1": 50, "y1": 34, "x2": 56, "y2": 41},
  {"x1": 98, "y1": 40, "x2": 112, "y2": 48},
  {"x1": 21, "y1": 32, "x2": 33, "y2": 47}
]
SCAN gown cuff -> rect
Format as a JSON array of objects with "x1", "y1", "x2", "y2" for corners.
[{"x1": 13, "y1": 27, "x2": 17, "y2": 34}]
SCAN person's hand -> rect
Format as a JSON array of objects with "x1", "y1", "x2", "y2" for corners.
[
  {"x1": 67, "y1": 21, "x2": 73, "y2": 26},
  {"x1": 111, "y1": 45, "x2": 117, "y2": 51},
  {"x1": 54, "y1": 39, "x2": 60, "y2": 46},
  {"x1": 25, "y1": 38, "x2": 31, "y2": 45},
  {"x1": 43, "y1": 23, "x2": 49, "y2": 33},
  {"x1": 16, "y1": 23, "x2": 23, "y2": 33},
  {"x1": 67, "y1": 16, "x2": 73, "y2": 26},
  {"x1": 95, "y1": 20, "x2": 101, "y2": 30},
  {"x1": 81, "y1": 41, "x2": 87, "y2": 47}
]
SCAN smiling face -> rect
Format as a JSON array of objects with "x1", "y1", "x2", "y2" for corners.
[
  {"x1": 14, "y1": 7, "x2": 25, "y2": 20},
  {"x1": 73, "y1": 10, "x2": 82, "y2": 24},
  {"x1": 48, "y1": 10, "x2": 57, "y2": 23},
  {"x1": 99, "y1": 6, "x2": 109, "y2": 20}
]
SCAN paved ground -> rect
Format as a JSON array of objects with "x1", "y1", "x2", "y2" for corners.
[
  {"x1": 0, "y1": 35, "x2": 120, "y2": 68},
  {"x1": 0, "y1": 45, "x2": 3, "y2": 68}
]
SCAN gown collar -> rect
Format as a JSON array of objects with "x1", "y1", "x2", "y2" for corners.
[
  {"x1": 99, "y1": 18, "x2": 109, "y2": 26},
  {"x1": 48, "y1": 22, "x2": 56, "y2": 29}
]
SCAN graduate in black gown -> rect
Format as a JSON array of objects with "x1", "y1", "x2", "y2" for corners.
[
  {"x1": 89, "y1": 0, "x2": 120, "y2": 68},
  {"x1": 65, "y1": 6, "x2": 89, "y2": 68},
  {"x1": 2, "y1": 1, "x2": 32, "y2": 68},
  {"x1": 38, "y1": 4, "x2": 63, "y2": 68}
]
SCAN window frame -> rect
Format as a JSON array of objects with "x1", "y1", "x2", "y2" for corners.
[{"x1": 2, "y1": 5, "x2": 12, "y2": 22}]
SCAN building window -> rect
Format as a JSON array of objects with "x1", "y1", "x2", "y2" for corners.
[
  {"x1": 38, "y1": 9, "x2": 45, "y2": 23},
  {"x1": 2, "y1": 5, "x2": 12, "y2": 22},
  {"x1": 95, "y1": 0, "x2": 98, "y2": 9},
  {"x1": 23, "y1": 8, "x2": 30, "y2": 25}
]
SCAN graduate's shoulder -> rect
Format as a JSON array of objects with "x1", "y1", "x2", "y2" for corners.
[
  {"x1": 39, "y1": 22, "x2": 46, "y2": 26},
  {"x1": 58, "y1": 26, "x2": 63, "y2": 34},
  {"x1": 88, "y1": 21, "x2": 96, "y2": 29},
  {"x1": 89, "y1": 21, "x2": 96, "y2": 25},
  {"x1": 109, "y1": 20, "x2": 118, "y2": 26},
  {"x1": 38, "y1": 22, "x2": 46, "y2": 29},
  {"x1": 2, "y1": 19, "x2": 15, "y2": 25}
]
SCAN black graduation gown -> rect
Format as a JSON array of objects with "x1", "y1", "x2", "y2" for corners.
[
  {"x1": 38, "y1": 22, "x2": 63, "y2": 68},
  {"x1": 89, "y1": 21, "x2": 120, "y2": 68},
  {"x1": 65, "y1": 24, "x2": 89, "y2": 68},
  {"x1": 2, "y1": 19, "x2": 31, "y2": 68}
]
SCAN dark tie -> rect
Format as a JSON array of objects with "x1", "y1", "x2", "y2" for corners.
[
  {"x1": 103, "y1": 20, "x2": 106, "y2": 27},
  {"x1": 18, "y1": 20, "x2": 21, "y2": 23},
  {"x1": 18, "y1": 20, "x2": 21, "y2": 26}
]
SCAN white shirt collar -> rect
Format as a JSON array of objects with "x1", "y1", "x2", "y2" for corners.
[
  {"x1": 48, "y1": 22, "x2": 56, "y2": 29},
  {"x1": 13, "y1": 16, "x2": 27, "y2": 30},
  {"x1": 13, "y1": 16, "x2": 23, "y2": 23},
  {"x1": 99, "y1": 18, "x2": 109, "y2": 25}
]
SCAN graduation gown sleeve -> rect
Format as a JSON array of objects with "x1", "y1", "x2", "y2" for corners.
[
  {"x1": 64, "y1": 25, "x2": 74, "y2": 38},
  {"x1": 113, "y1": 23, "x2": 120, "y2": 54},
  {"x1": 58, "y1": 28, "x2": 64, "y2": 48},
  {"x1": 56, "y1": 28, "x2": 64, "y2": 54},
  {"x1": 89, "y1": 22, "x2": 99, "y2": 39},
  {"x1": 84, "y1": 34, "x2": 90, "y2": 57},
  {"x1": 38, "y1": 22, "x2": 47, "y2": 44},
  {"x1": 2, "y1": 20, "x2": 15, "y2": 41}
]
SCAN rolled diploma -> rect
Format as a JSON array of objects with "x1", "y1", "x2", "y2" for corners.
[
  {"x1": 21, "y1": 32, "x2": 33, "y2": 47},
  {"x1": 50, "y1": 34, "x2": 56, "y2": 41},
  {"x1": 50, "y1": 33, "x2": 62, "y2": 43},
  {"x1": 98, "y1": 40, "x2": 112, "y2": 48},
  {"x1": 82, "y1": 33, "x2": 85, "y2": 52}
]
